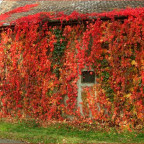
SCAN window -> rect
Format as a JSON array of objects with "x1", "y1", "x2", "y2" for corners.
[{"x1": 81, "y1": 71, "x2": 95, "y2": 83}]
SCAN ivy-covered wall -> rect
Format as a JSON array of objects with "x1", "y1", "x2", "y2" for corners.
[{"x1": 0, "y1": 5, "x2": 144, "y2": 129}]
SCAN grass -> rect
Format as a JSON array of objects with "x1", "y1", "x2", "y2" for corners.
[{"x1": 0, "y1": 120, "x2": 143, "y2": 143}]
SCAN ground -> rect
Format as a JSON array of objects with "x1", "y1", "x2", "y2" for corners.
[
  {"x1": 0, "y1": 138, "x2": 24, "y2": 143},
  {"x1": 0, "y1": 120, "x2": 143, "y2": 143}
]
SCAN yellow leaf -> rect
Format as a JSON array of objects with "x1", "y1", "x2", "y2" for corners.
[
  {"x1": 131, "y1": 60, "x2": 137, "y2": 66},
  {"x1": 124, "y1": 93, "x2": 131, "y2": 98}
]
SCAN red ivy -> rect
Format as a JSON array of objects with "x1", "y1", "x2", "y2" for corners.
[{"x1": 0, "y1": 4, "x2": 143, "y2": 129}]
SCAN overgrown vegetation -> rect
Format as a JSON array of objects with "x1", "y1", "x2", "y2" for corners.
[{"x1": 0, "y1": 4, "x2": 144, "y2": 130}]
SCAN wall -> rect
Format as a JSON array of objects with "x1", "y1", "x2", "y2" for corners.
[{"x1": 0, "y1": 15, "x2": 143, "y2": 127}]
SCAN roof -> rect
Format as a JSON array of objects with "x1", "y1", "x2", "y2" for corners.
[{"x1": 0, "y1": 0, "x2": 144, "y2": 23}]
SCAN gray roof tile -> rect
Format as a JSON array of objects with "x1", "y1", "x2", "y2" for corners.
[{"x1": 0, "y1": 0, "x2": 144, "y2": 22}]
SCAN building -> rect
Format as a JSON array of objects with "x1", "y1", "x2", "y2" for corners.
[{"x1": 0, "y1": 1, "x2": 143, "y2": 125}]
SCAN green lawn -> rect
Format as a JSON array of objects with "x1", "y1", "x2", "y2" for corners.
[{"x1": 0, "y1": 120, "x2": 143, "y2": 143}]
